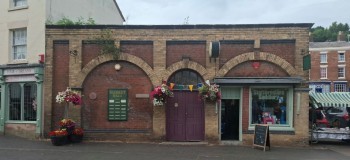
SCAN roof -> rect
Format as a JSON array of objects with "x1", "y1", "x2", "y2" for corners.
[
  {"x1": 113, "y1": 0, "x2": 125, "y2": 22},
  {"x1": 310, "y1": 92, "x2": 350, "y2": 108},
  {"x1": 46, "y1": 23, "x2": 314, "y2": 30},
  {"x1": 214, "y1": 77, "x2": 304, "y2": 84},
  {"x1": 309, "y1": 41, "x2": 350, "y2": 51}
]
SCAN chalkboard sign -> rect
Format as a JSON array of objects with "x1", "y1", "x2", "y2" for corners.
[
  {"x1": 253, "y1": 124, "x2": 270, "y2": 151},
  {"x1": 108, "y1": 89, "x2": 128, "y2": 121}
]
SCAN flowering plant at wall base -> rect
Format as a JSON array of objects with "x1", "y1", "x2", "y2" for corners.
[
  {"x1": 56, "y1": 87, "x2": 82, "y2": 105},
  {"x1": 150, "y1": 83, "x2": 174, "y2": 106},
  {"x1": 198, "y1": 84, "x2": 221, "y2": 102},
  {"x1": 49, "y1": 119, "x2": 84, "y2": 145}
]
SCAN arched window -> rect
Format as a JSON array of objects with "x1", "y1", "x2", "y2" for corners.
[{"x1": 168, "y1": 69, "x2": 203, "y2": 90}]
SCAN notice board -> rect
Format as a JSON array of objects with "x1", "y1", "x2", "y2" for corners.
[
  {"x1": 253, "y1": 124, "x2": 270, "y2": 151},
  {"x1": 108, "y1": 89, "x2": 128, "y2": 121}
]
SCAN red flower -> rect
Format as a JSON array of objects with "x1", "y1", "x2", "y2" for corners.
[{"x1": 49, "y1": 130, "x2": 68, "y2": 137}]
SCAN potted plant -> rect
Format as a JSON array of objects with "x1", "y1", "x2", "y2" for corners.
[
  {"x1": 69, "y1": 128, "x2": 84, "y2": 143},
  {"x1": 49, "y1": 130, "x2": 68, "y2": 146},
  {"x1": 59, "y1": 118, "x2": 76, "y2": 135}
]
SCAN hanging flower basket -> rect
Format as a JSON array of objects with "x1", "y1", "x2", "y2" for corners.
[
  {"x1": 198, "y1": 83, "x2": 221, "y2": 102},
  {"x1": 150, "y1": 82, "x2": 174, "y2": 106}
]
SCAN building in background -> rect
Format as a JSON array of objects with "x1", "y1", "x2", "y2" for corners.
[
  {"x1": 0, "y1": 0, "x2": 124, "y2": 138},
  {"x1": 309, "y1": 32, "x2": 350, "y2": 93}
]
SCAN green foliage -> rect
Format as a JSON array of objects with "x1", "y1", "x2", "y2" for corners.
[
  {"x1": 94, "y1": 29, "x2": 121, "y2": 60},
  {"x1": 311, "y1": 22, "x2": 349, "y2": 42},
  {"x1": 46, "y1": 16, "x2": 96, "y2": 25}
]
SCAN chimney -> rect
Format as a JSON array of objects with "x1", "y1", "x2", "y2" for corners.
[
  {"x1": 337, "y1": 31, "x2": 346, "y2": 41},
  {"x1": 309, "y1": 32, "x2": 313, "y2": 42}
]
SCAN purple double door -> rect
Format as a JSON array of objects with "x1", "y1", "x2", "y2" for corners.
[{"x1": 166, "y1": 91, "x2": 204, "y2": 141}]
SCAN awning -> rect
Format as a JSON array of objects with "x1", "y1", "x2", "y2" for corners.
[
  {"x1": 310, "y1": 92, "x2": 350, "y2": 108},
  {"x1": 214, "y1": 77, "x2": 303, "y2": 84}
]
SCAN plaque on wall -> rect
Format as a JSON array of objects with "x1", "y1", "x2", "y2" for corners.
[{"x1": 108, "y1": 89, "x2": 128, "y2": 121}]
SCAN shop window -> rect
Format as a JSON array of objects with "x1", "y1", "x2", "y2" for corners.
[
  {"x1": 251, "y1": 87, "x2": 292, "y2": 127},
  {"x1": 11, "y1": 28, "x2": 27, "y2": 61},
  {"x1": 309, "y1": 83, "x2": 330, "y2": 93},
  {"x1": 334, "y1": 83, "x2": 347, "y2": 92},
  {"x1": 8, "y1": 83, "x2": 37, "y2": 121}
]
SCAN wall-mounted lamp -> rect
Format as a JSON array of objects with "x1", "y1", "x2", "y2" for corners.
[{"x1": 114, "y1": 64, "x2": 122, "y2": 71}]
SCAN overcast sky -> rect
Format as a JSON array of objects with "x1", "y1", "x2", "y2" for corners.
[{"x1": 117, "y1": 0, "x2": 349, "y2": 27}]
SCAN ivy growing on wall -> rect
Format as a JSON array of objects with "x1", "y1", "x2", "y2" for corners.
[{"x1": 93, "y1": 29, "x2": 121, "y2": 60}]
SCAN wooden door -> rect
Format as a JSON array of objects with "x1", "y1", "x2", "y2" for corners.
[{"x1": 166, "y1": 91, "x2": 204, "y2": 141}]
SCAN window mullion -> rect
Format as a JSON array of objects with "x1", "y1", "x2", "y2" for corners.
[{"x1": 20, "y1": 83, "x2": 24, "y2": 121}]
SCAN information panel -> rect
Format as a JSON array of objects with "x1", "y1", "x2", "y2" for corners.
[{"x1": 108, "y1": 89, "x2": 128, "y2": 121}]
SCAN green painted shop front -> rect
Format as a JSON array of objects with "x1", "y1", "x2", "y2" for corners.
[{"x1": 0, "y1": 65, "x2": 44, "y2": 138}]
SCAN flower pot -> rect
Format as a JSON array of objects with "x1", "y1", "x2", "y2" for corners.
[
  {"x1": 68, "y1": 134, "x2": 83, "y2": 143},
  {"x1": 50, "y1": 136, "x2": 68, "y2": 146}
]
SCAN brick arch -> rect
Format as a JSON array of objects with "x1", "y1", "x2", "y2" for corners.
[
  {"x1": 217, "y1": 52, "x2": 297, "y2": 77},
  {"x1": 165, "y1": 61, "x2": 208, "y2": 80},
  {"x1": 77, "y1": 53, "x2": 154, "y2": 86}
]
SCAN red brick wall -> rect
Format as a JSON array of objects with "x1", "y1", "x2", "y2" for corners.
[
  {"x1": 82, "y1": 42, "x2": 103, "y2": 67},
  {"x1": 82, "y1": 61, "x2": 153, "y2": 130},
  {"x1": 260, "y1": 41, "x2": 295, "y2": 66},
  {"x1": 242, "y1": 87, "x2": 250, "y2": 132},
  {"x1": 166, "y1": 41, "x2": 206, "y2": 68},
  {"x1": 121, "y1": 41, "x2": 154, "y2": 68},
  {"x1": 219, "y1": 41, "x2": 254, "y2": 67},
  {"x1": 52, "y1": 41, "x2": 70, "y2": 129},
  {"x1": 225, "y1": 61, "x2": 289, "y2": 77},
  {"x1": 310, "y1": 50, "x2": 350, "y2": 92}
]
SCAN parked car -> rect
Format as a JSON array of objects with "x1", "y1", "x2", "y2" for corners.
[
  {"x1": 309, "y1": 96, "x2": 330, "y2": 128},
  {"x1": 324, "y1": 106, "x2": 350, "y2": 128}
]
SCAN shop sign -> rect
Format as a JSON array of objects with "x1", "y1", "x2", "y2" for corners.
[
  {"x1": 108, "y1": 89, "x2": 128, "y2": 121},
  {"x1": 4, "y1": 68, "x2": 35, "y2": 75},
  {"x1": 5, "y1": 75, "x2": 36, "y2": 82}
]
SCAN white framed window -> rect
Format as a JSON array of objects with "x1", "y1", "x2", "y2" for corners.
[
  {"x1": 12, "y1": 0, "x2": 27, "y2": 8},
  {"x1": 338, "y1": 52, "x2": 345, "y2": 62},
  {"x1": 11, "y1": 28, "x2": 27, "y2": 61},
  {"x1": 320, "y1": 67, "x2": 327, "y2": 79},
  {"x1": 338, "y1": 66, "x2": 345, "y2": 78},
  {"x1": 320, "y1": 52, "x2": 327, "y2": 63},
  {"x1": 249, "y1": 86, "x2": 293, "y2": 130},
  {"x1": 334, "y1": 83, "x2": 347, "y2": 92}
]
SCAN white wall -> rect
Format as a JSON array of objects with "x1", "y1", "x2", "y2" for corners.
[
  {"x1": 0, "y1": 0, "x2": 46, "y2": 64},
  {"x1": 46, "y1": 0, "x2": 124, "y2": 25}
]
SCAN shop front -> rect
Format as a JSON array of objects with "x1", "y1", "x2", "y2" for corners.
[{"x1": 0, "y1": 65, "x2": 43, "y2": 138}]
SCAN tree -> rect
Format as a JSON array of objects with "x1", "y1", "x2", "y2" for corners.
[{"x1": 311, "y1": 22, "x2": 349, "y2": 42}]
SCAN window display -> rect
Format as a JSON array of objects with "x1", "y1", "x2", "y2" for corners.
[{"x1": 251, "y1": 88, "x2": 288, "y2": 125}]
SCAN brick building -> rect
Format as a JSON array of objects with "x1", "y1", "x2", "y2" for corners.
[
  {"x1": 309, "y1": 32, "x2": 350, "y2": 93},
  {"x1": 45, "y1": 24, "x2": 312, "y2": 146}
]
